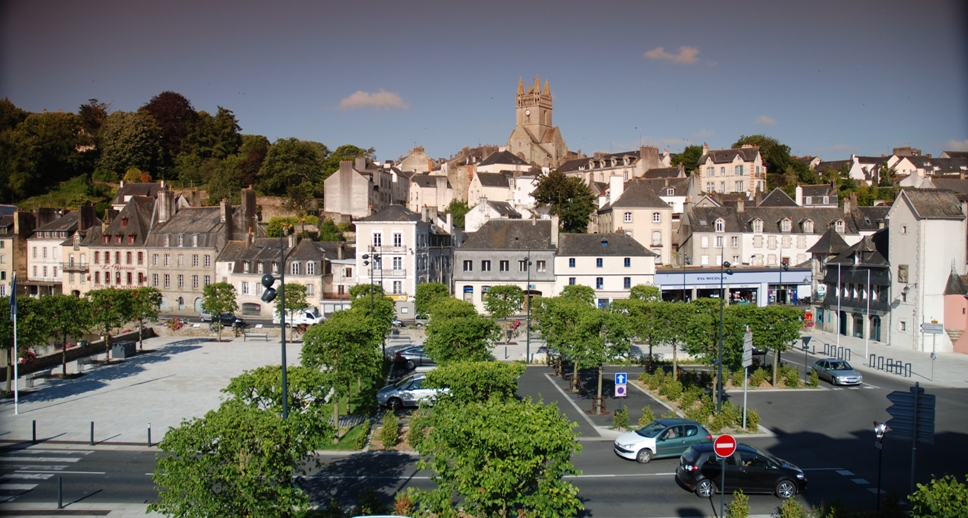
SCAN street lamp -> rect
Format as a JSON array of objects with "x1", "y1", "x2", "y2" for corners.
[
  {"x1": 779, "y1": 260, "x2": 788, "y2": 304},
  {"x1": 682, "y1": 256, "x2": 691, "y2": 302},
  {"x1": 874, "y1": 421, "x2": 891, "y2": 512},
  {"x1": 260, "y1": 233, "x2": 297, "y2": 419},
  {"x1": 717, "y1": 260, "x2": 733, "y2": 413},
  {"x1": 362, "y1": 249, "x2": 383, "y2": 357},
  {"x1": 524, "y1": 250, "x2": 532, "y2": 363}
]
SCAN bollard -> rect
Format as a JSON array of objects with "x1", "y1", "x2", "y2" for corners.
[
  {"x1": 32, "y1": 420, "x2": 36, "y2": 444},
  {"x1": 904, "y1": 363, "x2": 913, "y2": 378},
  {"x1": 877, "y1": 356, "x2": 884, "y2": 370},
  {"x1": 148, "y1": 423, "x2": 151, "y2": 447},
  {"x1": 57, "y1": 476, "x2": 63, "y2": 509},
  {"x1": 90, "y1": 422, "x2": 94, "y2": 446}
]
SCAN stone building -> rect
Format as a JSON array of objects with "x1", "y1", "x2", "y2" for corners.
[{"x1": 506, "y1": 76, "x2": 569, "y2": 168}]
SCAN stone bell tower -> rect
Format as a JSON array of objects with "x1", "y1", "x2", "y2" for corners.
[{"x1": 508, "y1": 75, "x2": 568, "y2": 168}]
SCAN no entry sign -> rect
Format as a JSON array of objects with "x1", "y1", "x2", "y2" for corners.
[{"x1": 713, "y1": 434, "x2": 737, "y2": 458}]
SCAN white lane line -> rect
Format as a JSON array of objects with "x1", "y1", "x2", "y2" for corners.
[
  {"x1": 0, "y1": 484, "x2": 36, "y2": 491},
  {"x1": 836, "y1": 469, "x2": 854, "y2": 476},
  {"x1": 543, "y1": 373, "x2": 602, "y2": 434},
  {"x1": 0, "y1": 457, "x2": 81, "y2": 463},
  {"x1": 16, "y1": 470, "x2": 105, "y2": 475},
  {"x1": 3, "y1": 450, "x2": 93, "y2": 455},
  {"x1": 852, "y1": 478, "x2": 870, "y2": 485},
  {"x1": 1, "y1": 473, "x2": 53, "y2": 480},
  {"x1": 11, "y1": 465, "x2": 68, "y2": 471}
]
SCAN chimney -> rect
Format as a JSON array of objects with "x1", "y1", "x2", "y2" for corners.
[
  {"x1": 737, "y1": 199, "x2": 744, "y2": 212},
  {"x1": 220, "y1": 198, "x2": 234, "y2": 239},
  {"x1": 609, "y1": 175, "x2": 624, "y2": 205},
  {"x1": 421, "y1": 207, "x2": 429, "y2": 222},
  {"x1": 34, "y1": 207, "x2": 56, "y2": 227},
  {"x1": 795, "y1": 184, "x2": 803, "y2": 206},
  {"x1": 337, "y1": 243, "x2": 344, "y2": 260},
  {"x1": 78, "y1": 203, "x2": 96, "y2": 231},
  {"x1": 288, "y1": 233, "x2": 296, "y2": 248},
  {"x1": 241, "y1": 188, "x2": 257, "y2": 237},
  {"x1": 245, "y1": 229, "x2": 255, "y2": 247},
  {"x1": 550, "y1": 215, "x2": 559, "y2": 247},
  {"x1": 13, "y1": 211, "x2": 36, "y2": 238},
  {"x1": 157, "y1": 189, "x2": 174, "y2": 224},
  {"x1": 355, "y1": 156, "x2": 367, "y2": 170}
]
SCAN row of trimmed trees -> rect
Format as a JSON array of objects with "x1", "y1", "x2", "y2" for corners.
[{"x1": 1, "y1": 287, "x2": 162, "y2": 390}]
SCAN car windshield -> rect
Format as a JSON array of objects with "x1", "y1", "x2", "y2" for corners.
[
  {"x1": 393, "y1": 375, "x2": 418, "y2": 389},
  {"x1": 830, "y1": 361, "x2": 853, "y2": 371},
  {"x1": 635, "y1": 421, "x2": 667, "y2": 438}
]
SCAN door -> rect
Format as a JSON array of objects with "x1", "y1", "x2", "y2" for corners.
[
  {"x1": 871, "y1": 316, "x2": 882, "y2": 341},
  {"x1": 737, "y1": 451, "x2": 776, "y2": 491},
  {"x1": 655, "y1": 425, "x2": 686, "y2": 457},
  {"x1": 704, "y1": 454, "x2": 740, "y2": 491}
]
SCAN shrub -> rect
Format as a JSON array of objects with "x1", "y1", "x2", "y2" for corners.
[
  {"x1": 353, "y1": 419, "x2": 371, "y2": 450},
  {"x1": 684, "y1": 405, "x2": 706, "y2": 423},
  {"x1": 720, "y1": 401, "x2": 741, "y2": 427},
  {"x1": 678, "y1": 386, "x2": 703, "y2": 410},
  {"x1": 750, "y1": 367, "x2": 768, "y2": 387},
  {"x1": 638, "y1": 405, "x2": 656, "y2": 427},
  {"x1": 166, "y1": 318, "x2": 185, "y2": 331},
  {"x1": 780, "y1": 364, "x2": 801, "y2": 388},
  {"x1": 393, "y1": 488, "x2": 417, "y2": 516},
  {"x1": 660, "y1": 409, "x2": 678, "y2": 419},
  {"x1": 356, "y1": 488, "x2": 386, "y2": 515},
  {"x1": 908, "y1": 474, "x2": 968, "y2": 518},
  {"x1": 745, "y1": 408, "x2": 760, "y2": 432},
  {"x1": 725, "y1": 489, "x2": 750, "y2": 518},
  {"x1": 775, "y1": 498, "x2": 808, "y2": 518},
  {"x1": 710, "y1": 409, "x2": 730, "y2": 433},
  {"x1": 731, "y1": 369, "x2": 746, "y2": 387},
  {"x1": 613, "y1": 405, "x2": 629, "y2": 430},
  {"x1": 807, "y1": 370, "x2": 820, "y2": 388},
  {"x1": 659, "y1": 378, "x2": 683, "y2": 400},
  {"x1": 407, "y1": 411, "x2": 428, "y2": 450},
  {"x1": 380, "y1": 411, "x2": 399, "y2": 450}
]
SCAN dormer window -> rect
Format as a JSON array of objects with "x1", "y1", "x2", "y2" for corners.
[
  {"x1": 715, "y1": 218, "x2": 725, "y2": 232},
  {"x1": 114, "y1": 235, "x2": 122, "y2": 244},
  {"x1": 781, "y1": 218, "x2": 792, "y2": 232},
  {"x1": 193, "y1": 234, "x2": 199, "y2": 247},
  {"x1": 120, "y1": 218, "x2": 128, "y2": 228},
  {"x1": 835, "y1": 220, "x2": 845, "y2": 233},
  {"x1": 666, "y1": 188, "x2": 675, "y2": 196},
  {"x1": 802, "y1": 219, "x2": 814, "y2": 233},
  {"x1": 752, "y1": 219, "x2": 763, "y2": 233},
  {"x1": 177, "y1": 234, "x2": 184, "y2": 247},
  {"x1": 165, "y1": 234, "x2": 171, "y2": 247}
]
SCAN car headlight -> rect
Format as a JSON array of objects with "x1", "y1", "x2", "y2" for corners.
[
  {"x1": 796, "y1": 473, "x2": 805, "y2": 479},
  {"x1": 616, "y1": 442, "x2": 632, "y2": 450}
]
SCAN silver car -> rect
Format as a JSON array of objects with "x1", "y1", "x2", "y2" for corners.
[
  {"x1": 813, "y1": 358, "x2": 863, "y2": 386},
  {"x1": 376, "y1": 374, "x2": 447, "y2": 410}
]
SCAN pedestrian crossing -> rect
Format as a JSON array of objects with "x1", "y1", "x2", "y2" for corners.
[{"x1": 0, "y1": 448, "x2": 92, "y2": 503}]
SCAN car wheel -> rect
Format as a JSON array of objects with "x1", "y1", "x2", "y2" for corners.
[
  {"x1": 387, "y1": 398, "x2": 403, "y2": 411},
  {"x1": 775, "y1": 479, "x2": 796, "y2": 499},
  {"x1": 635, "y1": 448, "x2": 653, "y2": 463},
  {"x1": 406, "y1": 360, "x2": 416, "y2": 370},
  {"x1": 695, "y1": 479, "x2": 715, "y2": 498}
]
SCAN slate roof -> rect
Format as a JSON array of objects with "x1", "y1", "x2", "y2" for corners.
[
  {"x1": 699, "y1": 147, "x2": 761, "y2": 165},
  {"x1": 556, "y1": 232, "x2": 657, "y2": 257},
  {"x1": 144, "y1": 207, "x2": 227, "y2": 248},
  {"x1": 317, "y1": 241, "x2": 356, "y2": 262},
  {"x1": 479, "y1": 150, "x2": 529, "y2": 167},
  {"x1": 476, "y1": 172, "x2": 511, "y2": 188},
  {"x1": 460, "y1": 219, "x2": 553, "y2": 251},
  {"x1": 599, "y1": 180, "x2": 671, "y2": 212},
  {"x1": 636, "y1": 177, "x2": 690, "y2": 198},
  {"x1": 33, "y1": 211, "x2": 79, "y2": 233},
  {"x1": 807, "y1": 227, "x2": 851, "y2": 255},
  {"x1": 642, "y1": 167, "x2": 682, "y2": 179},
  {"x1": 799, "y1": 184, "x2": 836, "y2": 198},
  {"x1": 410, "y1": 174, "x2": 450, "y2": 189},
  {"x1": 944, "y1": 270, "x2": 968, "y2": 295},
  {"x1": 815, "y1": 160, "x2": 850, "y2": 174},
  {"x1": 757, "y1": 188, "x2": 798, "y2": 207},
  {"x1": 112, "y1": 183, "x2": 163, "y2": 207},
  {"x1": 898, "y1": 189, "x2": 966, "y2": 220},
  {"x1": 942, "y1": 151, "x2": 968, "y2": 159},
  {"x1": 827, "y1": 229, "x2": 889, "y2": 267},
  {"x1": 851, "y1": 206, "x2": 891, "y2": 232},
  {"x1": 359, "y1": 205, "x2": 423, "y2": 223},
  {"x1": 485, "y1": 200, "x2": 521, "y2": 218},
  {"x1": 689, "y1": 205, "x2": 858, "y2": 235},
  {"x1": 85, "y1": 196, "x2": 155, "y2": 246},
  {"x1": 557, "y1": 157, "x2": 590, "y2": 174},
  {"x1": 930, "y1": 178, "x2": 968, "y2": 194}
]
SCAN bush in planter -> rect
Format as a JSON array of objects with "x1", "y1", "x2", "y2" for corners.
[
  {"x1": 613, "y1": 405, "x2": 629, "y2": 430},
  {"x1": 658, "y1": 378, "x2": 683, "y2": 400},
  {"x1": 781, "y1": 364, "x2": 802, "y2": 388},
  {"x1": 731, "y1": 369, "x2": 746, "y2": 387},
  {"x1": 750, "y1": 367, "x2": 768, "y2": 387},
  {"x1": 807, "y1": 370, "x2": 820, "y2": 388},
  {"x1": 638, "y1": 405, "x2": 656, "y2": 427},
  {"x1": 678, "y1": 386, "x2": 704, "y2": 410},
  {"x1": 744, "y1": 408, "x2": 760, "y2": 432},
  {"x1": 380, "y1": 411, "x2": 399, "y2": 449}
]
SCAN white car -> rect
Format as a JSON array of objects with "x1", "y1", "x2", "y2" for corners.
[
  {"x1": 272, "y1": 309, "x2": 323, "y2": 326},
  {"x1": 614, "y1": 418, "x2": 713, "y2": 463},
  {"x1": 376, "y1": 374, "x2": 448, "y2": 410}
]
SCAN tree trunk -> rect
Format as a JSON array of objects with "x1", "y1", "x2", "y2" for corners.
[
  {"x1": 595, "y1": 366, "x2": 604, "y2": 414},
  {"x1": 62, "y1": 333, "x2": 68, "y2": 376},
  {"x1": 333, "y1": 394, "x2": 341, "y2": 444},
  {"x1": 672, "y1": 339, "x2": 679, "y2": 381},
  {"x1": 138, "y1": 320, "x2": 144, "y2": 351},
  {"x1": 103, "y1": 332, "x2": 112, "y2": 360},
  {"x1": 571, "y1": 362, "x2": 580, "y2": 392},
  {"x1": 772, "y1": 347, "x2": 779, "y2": 386}
]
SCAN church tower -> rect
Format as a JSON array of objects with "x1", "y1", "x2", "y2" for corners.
[
  {"x1": 507, "y1": 75, "x2": 568, "y2": 168},
  {"x1": 515, "y1": 76, "x2": 553, "y2": 133}
]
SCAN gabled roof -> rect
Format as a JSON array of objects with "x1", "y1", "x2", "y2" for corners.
[
  {"x1": 690, "y1": 205, "x2": 857, "y2": 235},
  {"x1": 33, "y1": 211, "x2": 79, "y2": 233},
  {"x1": 807, "y1": 227, "x2": 851, "y2": 255},
  {"x1": 599, "y1": 180, "x2": 671, "y2": 212},
  {"x1": 851, "y1": 205, "x2": 891, "y2": 232},
  {"x1": 897, "y1": 189, "x2": 965, "y2": 220},
  {"x1": 557, "y1": 232, "x2": 657, "y2": 257},
  {"x1": 479, "y1": 150, "x2": 529, "y2": 167},
  {"x1": 641, "y1": 167, "x2": 682, "y2": 179},
  {"x1": 929, "y1": 178, "x2": 968, "y2": 194},
  {"x1": 827, "y1": 229, "x2": 889, "y2": 266},
  {"x1": 941, "y1": 151, "x2": 968, "y2": 159},
  {"x1": 699, "y1": 146, "x2": 761, "y2": 165},
  {"x1": 484, "y1": 200, "x2": 521, "y2": 219},
  {"x1": 815, "y1": 160, "x2": 850, "y2": 174},
  {"x1": 460, "y1": 219, "x2": 553, "y2": 251},
  {"x1": 758, "y1": 188, "x2": 798, "y2": 207},
  {"x1": 636, "y1": 177, "x2": 691, "y2": 198},
  {"x1": 112, "y1": 183, "x2": 164, "y2": 206},
  {"x1": 476, "y1": 172, "x2": 511, "y2": 188},
  {"x1": 358, "y1": 205, "x2": 423, "y2": 223},
  {"x1": 799, "y1": 184, "x2": 836, "y2": 197},
  {"x1": 410, "y1": 174, "x2": 449, "y2": 189}
]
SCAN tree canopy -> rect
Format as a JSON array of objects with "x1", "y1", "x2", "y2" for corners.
[
  {"x1": 532, "y1": 170, "x2": 597, "y2": 233},
  {"x1": 256, "y1": 137, "x2": 328, "y2": 208},
  {"x1": 671, "y1": 144, "x2": 704, "y2": 174},
  {"x1": 415, "y1": 282, "x2": 450, "y2": 316},
  {"x1": 202, "y1": 282, "x2": 238, "y2": 341}
]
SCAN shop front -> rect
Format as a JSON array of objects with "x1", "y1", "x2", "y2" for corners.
[{"x1": 656, "y1": 266, "x2": 812, "y2": 307}]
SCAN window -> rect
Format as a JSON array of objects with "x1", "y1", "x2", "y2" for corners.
[
  {"x1": 735, "y1": 165, "x2": 744, "y2": 176},
  {"x1": 192, "y1": 275, "x2": 199, "y2": 289},
  {"x1": 624, "y1": 212, "x2": 632, "y2": 223},
  {"x1": 835, "y1": 220, "x2": 845, "y2": 233},
  {"x1": 735, "y1": 181, "x2": 744, "y2": 191},
  {"x1": 291, "y1": 262, "x2": 300, "y2": 275},
  {"x1": 667, "y1": 188, "x2": 675, "y2": 196},
  {"x1": 781, "y1": 219, "x2": 792, "y2": 232},
  {"x1": 519, "y1": 260, "x2": 528, "y2": 272},
  {"x1": 177, "y1": 234, "x2": 184, "y2": 247},
  {"x1": 752, "y1": 219, "x2": 763, "y2": 233},
  {"x1": 164, "y1": 274, "x2": 171, "y2": 288},
  {"x1": 720, "y1": 181, "x2": 725, "y2": 192},
  {"x1": 393, "y1": 257, "x2": 403, "y2": 270},
  {"x1": 652, "y1": 212, "x2": 661, "y2": 223},
  {"x1": 715, "y1": 236, "x2": 724, "y2": 248},
  {"x1": 393, "y1": 233, "x2": 403, "y2": 247},
  {"x1": 715, "y1": 218, "x2": 725, "y2": 232},
  {"x1": 307, "y1": 262, "x2": 315, "y2": 275},
  {"x1": 706, "y1": 166, "x2": 714, "y2": 177},
  {"x1": 42, "y1": 246, "x2": 47, "y2": 259},
  {"x1": 624, "y1": 257, "x2": 631, "y2": 268},
  {"x1": 32, "y1": 246, "x2": 36, "y2": 258},
  {"x1": 500, "y1": 260, "x2": 509, "y2": 272},
  {"x1": 596, "y1": 277, "x2": 604, "y2": 289},
  {"x1": 900, "y1": 321, "x2": 907, "y2": 332},
  {"x1": 701, "y1": 236, "x2": 709, "y2": 249},
  {"x1": 569, "y1": 277, "x2": 576, "y2": 285},
  {"x1": 596, "y1": 258, "x2": 603, "y2": 268},
  {"x1": 569, "y1": 258, "x2": 576, "y2": 268},
  {"x1": 94, "y1": 271, "x2": 100, "y2": 284},
  {"x1": 373, "y1": 233, "x2": 383, "y2": 247},
  {"x1": 536, "y1": 260, "x2": 546, "y2": 272},
  {"x1": 115, "y1": 252, "x2": 121, "y2": 264},
  {"x1": 192, "y1": 254, "x2": 199, "y2": 267},
  {"x1": 204, "y1": 255, "x2": 211, "y2": 267},
  {"x1": 720, "y1": 166, "x2": 726, "y2": 176},
  {"x1": 392, "y1": 281, "x2": 401, "y2": 294},
  {"x1": 204, "y1": 275, "x2": 211, "y2": 286},
  {"x1": 900, "y1": 225, "x2": 907, "y2": 234},
  {"x1": 177, "y1": 275, "x2": 184, "y2": 288},
  {"x1": 95, "y1": 251, "x2": 100, "y2": 264},
  {"x1": 731, "y1": 236, "x2": 739, "y2": 247},
  {"x1": 481, "y1": 260, "x2": 491, "y2": 272},
  {"x1": 152, "y1": 274, "x2": 159, "y2": 287},
  {"x1": 463, "y1": 260, "x2": 473, "y2": 272},
  {"x1": 652, "y1": 231, "x2": 662, "y2": 246},
  {"x1": 241, "y1": 282, "x2": 249, "y2": 295},
  {"x1": 624, "y1": 277, "x2": 631, "y2": 289},
  {"x1": 803, "y1": 220, "x2": 814, "y2": 233},
  {"x1": 164, "y1": 254, "x2": 171, "y2": 266}
]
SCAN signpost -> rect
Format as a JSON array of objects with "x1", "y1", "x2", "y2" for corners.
[
  {"x1": 713, "y1": 434, "x2": 737, "y2": 516},
  {"x1": 614, "y1": 372, "x2": 627, "y2": 398},
  {"x1": 742, "y1": 329, "x2": 752, "y2": 429},
  {"x1": 921, "y1": 322, "x2": 942, "y2": 380},
  {"x1": 886, "y1": 383, "x2": 936, "y2": 494}
]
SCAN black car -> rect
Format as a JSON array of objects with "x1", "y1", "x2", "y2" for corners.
[
  {"x1": 676, "y1": 442, "x2": 807, "y2": 499},
  {"x1": 214, "y1": 313, "x2": 246, "y2": 327},
  {"x1": 393, "y1": 345, "x2": 435, "y2": 370}
]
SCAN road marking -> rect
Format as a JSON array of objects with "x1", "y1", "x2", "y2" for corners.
[
  {"x1": 1, "y1": 473, "x2": 53, "y2": 480},
  {"x1": 305, "y1": 472, "x2": 678, "y2": 481},
  {"x1": 3, "y1": 449, "x2": 93, "y2": 455},
  {"x1": 543, "y1": 373, "x2": 602, "y2": 435},
  {"x1": 0, "y1": 457, "x2": 81, "y2": 463},
  {"x1": 16, "y1": 470, "x2": 105, "y2": 475},
  {"x1": 835, "y1": 469, "x2": 854, "y2": 476},
  {"x1": 852, "y1": 478, "x2": 870, "y2": 485},
  {"x1": 0, "y1": 484, "x2": 36, "y2": 491}
]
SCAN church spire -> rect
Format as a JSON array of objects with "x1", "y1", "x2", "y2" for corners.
[
  {"x1": 543, "y1": 78, "x2": 550, "y2": 95},
  {"x1": 533, "y1": 75, "x2": 540, "y2": 94},
  {"x1": 517, "y1": 77, "x2": 524, "y2": 95}
]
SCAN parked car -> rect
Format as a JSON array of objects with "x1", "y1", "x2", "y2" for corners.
[
  {"x1": 393, "y1": 345, "x2": 435, "y2": 370},
  {"x1": 213, "y1": 313, "x2": 246, "y2": 327},
  {"x1": 376, "y1": 373, "x2": 447, "y2": 410},
  {"x1": 199, "y1": 309, "x2": 213, "y2": 322},
  {"x1": 273, "y1": 309, "x2": 323, "y2": 327},
  {"x1": 812, "y1": 358, "x2": 863, "y2": 386},
  {"x1": 676, "y1": 442, "x2": 807, "y2": 499},
  {"x1": 614, "y1": 418, "x2": 713, "y2": 463},
  {"x1": 392, "y1": 319, "x2": 405, "y2": 328}
]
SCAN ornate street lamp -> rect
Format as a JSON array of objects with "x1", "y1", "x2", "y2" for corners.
[
  {"x1": 524, "y1": 250, "x2": 532, "y2": 363},
  {"x1": 260, "y1": 233, "x2": 297, "y2": 419},
  {"x1": 717, "y1": 260, "x2": 733, "y2": 413},
  {"x1": 362, "y1": 248, "x2": 383, "y2": 357}
]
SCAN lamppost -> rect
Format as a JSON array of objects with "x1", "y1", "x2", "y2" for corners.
[
  {"x1": 717, "y1": 259, "x2": 733, "y2": 413},
  {"x1": 524, "y1": 249, "x2": 532, "y2": 363},
  {"x1": 779, "y1": 260, "x2": 788, "y2": 304},
  {"x1": 260, "y1": 233, "x2": 298, "y2": 419},
  {"x1": 682, "y1": 256, "x2": 690, "y2": 302},
  {"x1": 362, "y1": 248, "x2": 383, "y2": 357},
  {"x1": 874, "y1": 421, "x2": 890, "y2": 512}
]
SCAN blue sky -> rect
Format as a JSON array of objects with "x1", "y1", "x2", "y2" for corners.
[{"x1": 2, "y1": 0, "x2": 966, "y2": 163}]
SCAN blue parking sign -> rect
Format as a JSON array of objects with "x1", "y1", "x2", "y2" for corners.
[{"x1": 615, "y1": 372, "x2": 627, "y2": 385}]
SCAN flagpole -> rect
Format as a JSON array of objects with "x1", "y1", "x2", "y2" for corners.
[{"x1": 11, "y1": 271, "x2": 18, "y2": 415}]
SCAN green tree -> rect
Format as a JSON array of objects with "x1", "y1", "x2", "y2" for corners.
[
  {"x1": 424, "y1": 313, "x2": 499, "y2": 364},
  {"x1": 649, "y1": 302, "x2": 691, "y2": 379},
  {"x1": 908, "y1": 474, "x2": 968, "y2": 518},
  {"x1": 183, "y1": 107, "x2": 242, "y2": 160},
  {"x1": 86, "y1": 288, "x2": 134, "y2": 359},
  {"x1": 202, "y1": 282, "x2": 238, "y2": 342},
  {"x1": 736, "y1": 305, "x2": 803, "y2": 385},
  {"x1": 424, "y1": 361, "x2": 524, "y2": 404},
  {"x1": 203, "y1": 154, "x2": 244, "y2": 204},
  {"x1": 238, "y1": 135, "x2": 269, "y2": 188},
  {"x1": 532, "y1": 170, "x2": 597, "y2": 233},
  {"x1": 560, "y1": 284, "x2": 595, "y2": 305},
  {"x1": 732, "y1": 134, "x2": 816, "y2": 189},
  {"x1": 222, "y1": 365, "x2": 335, "y2": 449},
  {"x1": 321, "y1": 144, "x2": 373, "y2": 181},
  {"x1": 442, "y1": 199, "x2": 471, "y2": 229},
  {"x1": 129, "y1": 287, "x2": 162, "y2": 351},
  {"x1": 1, "y1": 111, "x2": 85, "y2": 201},
  {"x1": 415, "y1": 282, "x2": 450, "y2": 316},
  {"x1": 1, "y1": 297, "x2": 49, "y2": 392},
  {"x1": 140, "y1": 91, "x2": 198, "y2": 172},
  {"x1": 95, "y1": 111, "x2": 164, "y2": 181},
  {"x1": 670, "y1": 144, "x2": 704, "y2": 174},
  {"x1": 275, "y1": 283, "x2": 309, "y2": 324},
  {"x1": 532, "y1": 296, "x2": 594, "y2": 389},
  {"x1": 414, "y1": 397, "x2": 582, "y2": 517},
  {"x1": 77, "y1": 98, "x2": 109, "y2": 143},
  {"x1": 256, "y1": 137, "x2": 328, "y2": 209},
  {"x1": 149, "y1": 400, "x2": 310, "y2": 517},
  {"x1": 629, "y1": 284, "x2": 661, "y2": 302},
  {"x1": 42, "y1": 294, "x2": 93, "y2": 376},
  {"x1": 349, "y1": 283, "x2": 395, "y2": 334},
  {"x1": 301, "y1": 310, "x2": 382, "y2": 429},
  {"x1": 484, "y1": 284, "x2": 524, "y2": 339},
  {"x1": 574, "y1": 307, "x2": 633, "y2": 412},
  {"x1": 425, "y1": 297, "x2": 476, "y2": 320}
]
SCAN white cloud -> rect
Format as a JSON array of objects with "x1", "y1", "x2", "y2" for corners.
[
  {"x1": 643, "y1": 46, "x2": 701, "y2": 65},
  {"x1": 944, "y1": 139, "x2": 968, "y2": 151},
  {"x1": 338, "y1": 89, "x2": 408, "y2": 110},
  {"x1": 755, "y1": 115, "x2": 777, "y2": 126}
]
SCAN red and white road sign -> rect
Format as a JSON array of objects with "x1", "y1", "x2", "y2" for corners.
[
  {"x1": 615, "y1": 384, "x2": 627, "y2": 397},
  {"x1": 713, "y1": 434, "x2": 737, "y2": 458}
]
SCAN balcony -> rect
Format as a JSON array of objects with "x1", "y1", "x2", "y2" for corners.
[{"x1": 61, "y1": 262, "x2": 89, "y2": 273}]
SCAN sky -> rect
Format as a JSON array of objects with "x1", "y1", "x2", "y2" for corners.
[{"x1": 2, "y1": 0, "x2": 966, "y2": 163}]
